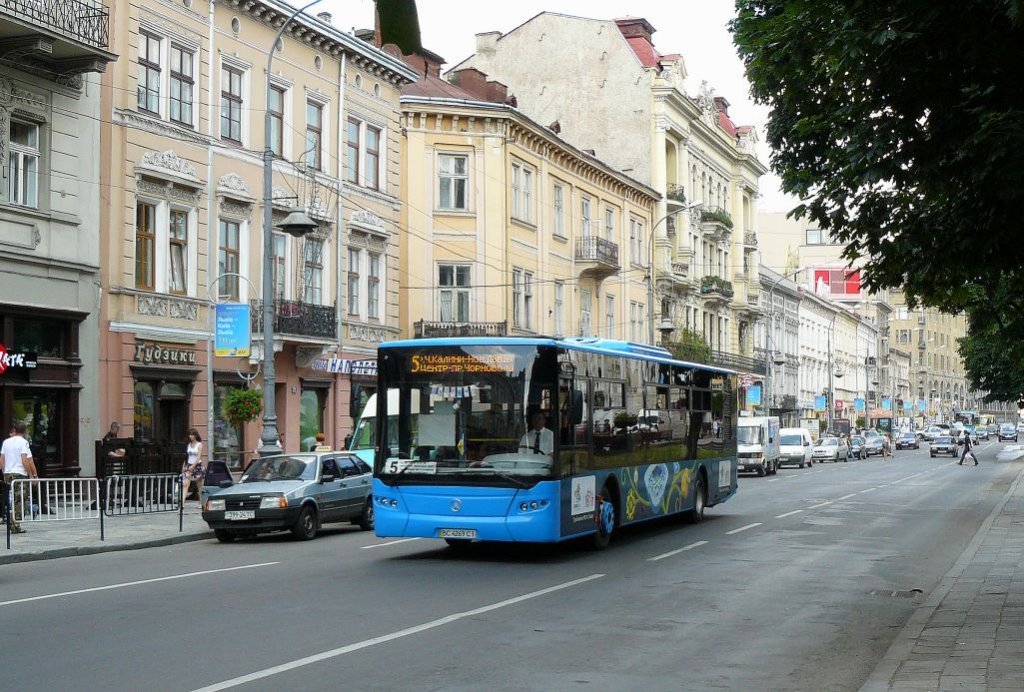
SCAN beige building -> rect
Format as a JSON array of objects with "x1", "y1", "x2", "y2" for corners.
[
  {"x1": 398, "y1": 53, "x2": 658, "y2": 341},
  {"x1": 452, "y1": 13, "x2": 766, "y2": 367},
  {"x1": 98, "y1": 1, "x2": 416, "y2": 466}
]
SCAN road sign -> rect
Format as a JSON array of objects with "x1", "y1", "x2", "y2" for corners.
[
  {"x1": 835, "y1": 400, "x2": 844, "y2": 410},
  {"x1": 215, "y1": 303, "x2": 251, "y2": 357}
]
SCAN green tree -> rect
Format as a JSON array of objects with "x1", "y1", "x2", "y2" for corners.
[
  {"x1": 731, "y1": 1, "x2": 1024, "y2": 401},
  {"x1": 671, "y1": 328, "x2": 712, "y2": 364},
  {"x1": 375, "y1": 0, "x2": 422, "y2": 55}
]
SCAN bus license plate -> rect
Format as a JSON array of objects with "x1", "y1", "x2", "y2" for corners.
[
  {"x1": 225, "y1": 510, "x2": 255, "y2": 521},
  {"x1": 439, "y1": 528, "x2": 476, "y2": 539}
]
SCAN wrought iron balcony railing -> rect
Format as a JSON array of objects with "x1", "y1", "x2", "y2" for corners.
[
  {"x1": 700, "y1": 275, "x2": 734, "y2": 298},
  {"x1": 575, "y1": 236, "x2": 619, "y2": 267},
  {"x1": 414, "y1": 320, "x2": 508, "y2": 338},
  {"x1": 700, "y1": 206, "x2": 735, "y2": 230},
  {"x1": 250, "y1": 300, "x2": 336, "y2": 340},
  {"x1": 744, "y1": 230, "x2": 758, "y2": 247},
  {"x1": 666, "y1": 184, "x2": 687, "y2": 205},
  {"x1": 1, "y1": 0, "x2": 111, "y2": 49}
]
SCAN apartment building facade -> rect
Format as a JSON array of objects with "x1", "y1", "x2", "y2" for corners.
[
  {"x1": 452, "y1": 13, "x2": 766, "y2": 366},
  {"x1": 98, "y1": 0, "x2": 416, "y2": 468},
  {"x1": 0, "y1": 1, "x2": 116, "y2": 475}
]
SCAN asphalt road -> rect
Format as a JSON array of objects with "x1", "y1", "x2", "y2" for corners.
[{"x1": 2, "y1": 439, "x2": 1020, "y2": 692}]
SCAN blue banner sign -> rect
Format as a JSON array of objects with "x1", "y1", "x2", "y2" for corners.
[
  {"x1": 815, "y1": 395, "x2": 826, "y2": 411},
  {"x1": 215, "y1": 303, "x2": 251, "y2": 357},
  {"x1": 746, "y1": 384, "x2": 762, "y2": 407},
  {"x1": 854, "y1": 398, "x2": 865, "y2": 412},
  {"x1": 882, "y1": 398, "x2": 892, "y2": 411}
]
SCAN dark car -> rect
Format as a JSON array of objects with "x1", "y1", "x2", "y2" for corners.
[
  {"x1": 998, "y1": 424, "x2": 1018, "y2": 442},
  {"x1": 849, "y1": 435, "x2": 865, "y2": 459},
  {"x1": 895, "y1": 432, "x2": 920, "y2": 450},
  {"x1": 930, "y1": 436, "x2": 958, "y2": 457},
  {"x1": 202, "y1": 452, "x2": 374, "y2": 543},
  {"x1": 863, "y1": 435, "x2": 885, "y2": 457}
]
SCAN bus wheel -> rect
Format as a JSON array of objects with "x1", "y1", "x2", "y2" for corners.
[
  {"x1": 589, "y1": 489, "x2": 616, "y2": 550},
  {"x1": 686, "y1": 475, "x2": 706, "y2": 524}
]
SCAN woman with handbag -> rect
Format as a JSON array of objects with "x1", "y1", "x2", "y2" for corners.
[{"x1": 180, "y1": 428, "x2": 206, "y2": 504}]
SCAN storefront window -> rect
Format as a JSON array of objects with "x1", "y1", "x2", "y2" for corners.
[
  {"x1": 13, "y1": 318, "x2": 64, "y2": 357},
  {"x1": 134, "y1": 382, "x2": 156, "y2": 442},
  {"x1": 214, "y1": 384, "x2": 245, "y2": 468},
  {"x1": 300, "y1": 387, "x2": 326, "y2": 451}
]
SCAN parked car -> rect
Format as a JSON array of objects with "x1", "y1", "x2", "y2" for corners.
[
  {"x1": 998, "y1": 423, "x2": 1018, "y2": 442},
  {"x1": 849, "y1": 435, "x2": 866, "y2": 460},
  {"x1": 1017, "y1": 422, "x2": 1024, "y2": 435},
  {"x1": 864, "y1": 435, "x2": 885, "y2": 457},
  {"x1": 812, "y1": 436, "x2": 849, "y2": 463},
  {"x1": 930, "y1": 435, "x2": 958, "y2": 457},
  {"x1": 895, "y1": 431, "x2": 920, "y2": 450},
  {"x1": 778, "y1": 427, "x2": 814, "y2": 468},
  {"x1": 202, "y1": 451, "x2": 374, "y2": 543}
]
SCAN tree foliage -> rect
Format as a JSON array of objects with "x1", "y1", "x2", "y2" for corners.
[
  {"x1": 375, "y1": 0, "x2": 423, "y2": 56},
  {"x1": 731, "y1": 1, "x2": 1024, "y2": 401},
  {"x1": 671, "y1": 328, "x2": 713, "y2": 364}
]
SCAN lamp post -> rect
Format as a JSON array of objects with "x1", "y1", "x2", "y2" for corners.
[
  {"x1": 647, "y1": 201, "x2": 703, "y2": 344},
  {"x1": 762, "y1": 268, "x2": 806, "y2": 420},
  {"x1": 826, "y1": 311, "x2": 840, "y2": 433},
  {"x1": 257, "y1": 0, "x2": 323, "y2": 457}
]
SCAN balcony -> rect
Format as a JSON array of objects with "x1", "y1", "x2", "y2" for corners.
[
  {"x1": 700, "y1": 275, "x2": 734, "y2": 304},
  {"x1": 0, "y1": 0, "x2": 116, "y2": 77},
  {"x1": 665, "y1": 183, "x2": 687, "y2": 209},
  {"x1": 250, "y1": 300, "x2": 337, "y2": 341},
  {"x1": 744, "y1": 230, "x2": 758, "y2": 248},
  {"x1": 699, "y1": 207, "x2": 734, "y2": 241},
  {"x1": 415, "y1": 320, "x2": 508, "y2": 338},
  {"x1": 575, "y1": 236, "x2": 619, "y2": 280}
]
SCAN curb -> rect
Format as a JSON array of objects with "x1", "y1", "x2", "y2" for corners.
[
  {"x1": 859, "y1": 463, "x2": 1024, "y2": 691},
  {"x1": 0, "y1": 530, "x2": 215, "y2": 565}
]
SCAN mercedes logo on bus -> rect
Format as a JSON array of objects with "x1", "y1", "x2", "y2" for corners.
[{"x1": 450, "y1": 499, "x2": 462, "y2": 512}]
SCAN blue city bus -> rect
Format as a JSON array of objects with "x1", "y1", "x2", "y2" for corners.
[{"x1": 372, "y1": 337, "x2": 739, "y2": 549}]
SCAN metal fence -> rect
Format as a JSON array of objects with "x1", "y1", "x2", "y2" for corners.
[
  {"x1": 9, "y1": 477, "x2": 100, "y2": 522},
  {"x1": 102, "y1": 474, "x2": 181, "y2": 517}
]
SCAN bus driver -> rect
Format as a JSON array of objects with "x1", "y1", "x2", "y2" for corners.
[{"x1": 519, "y1": 412, "x2": 554, "y2": 455}]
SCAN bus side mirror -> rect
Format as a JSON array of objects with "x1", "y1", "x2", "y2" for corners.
[{"x1": 569, "y1": 389, "x2": 584, "y2": 425}]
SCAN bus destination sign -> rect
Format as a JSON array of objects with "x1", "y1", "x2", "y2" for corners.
[{"x1": 410, "y1": 353, "x2": 516, "y2": 374}]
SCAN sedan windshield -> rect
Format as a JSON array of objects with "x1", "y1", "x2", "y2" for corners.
[
  {"x1": 241, "y1": 455, "x2": 317, "y2": 482},
  {"x1": 817, "y1": 438, "x2": 838, "y2": 447},
  {"x1": 933, "y1": 436, "x2": 953, "y2": 444}
]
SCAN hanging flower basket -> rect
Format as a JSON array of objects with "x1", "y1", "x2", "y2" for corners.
[{"x1": 223, "y1": 388, "x2": 263, "y2": 428}]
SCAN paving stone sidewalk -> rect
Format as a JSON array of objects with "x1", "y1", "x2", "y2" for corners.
[
  {"x1": 1, "y1": 502, "x2": 212, "y2": 565},
  {"x1": 862, "y1": 466, "x2": 1024, "y2": 691}
]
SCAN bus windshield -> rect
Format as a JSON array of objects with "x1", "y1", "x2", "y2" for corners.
[{"x1": 376, "y1": 344, "x2": 560, "y2": 486}]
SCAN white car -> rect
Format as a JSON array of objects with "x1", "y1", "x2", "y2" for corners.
[
  {"x1": 778, "y1": 428, "x2": 814, "y2": 468},
  {"x1": 812, "y1": 436, "x2": 849, "y2": 463}
]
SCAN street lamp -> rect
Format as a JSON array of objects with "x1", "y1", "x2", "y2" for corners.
[
  {"x1": 762, "y1": 267, "x2": 807, "y2": 420},
  {"x1": 647, "y1": 201, "x2": 703, "y2": 344},
  {"x1": 258, "y1": 0, "x2": 323, "y2": 457}
]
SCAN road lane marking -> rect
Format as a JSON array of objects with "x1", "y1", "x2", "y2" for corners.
[
  {"x1": 808, "y1": 501, "x2": 832, "y2": 509},
  {"x1": 191, "y1": 573, "x2": 607, "y2": 692},
  {"x1": 725, "y1": 523, "x2": 762, "y2": 535},
  {"x1": 360, "y1": 538, "x2": 420, "y2": 549},
  {"x1": 767, "y1": 478, "x2": 779, "y2": 483},
  {"x1": 648, "y1": 540, "x2": 709, "y2": 562},
  {"x1": 859, "y1": 487, "x2": 878, "y2": 494},
  {"x1": 775, "y1": 510, "x2": 803, "y2": 519},
  {"x1": 0, "y1": 562, "x2": 279, "y2": 608},
  {"x1": 836, "y1": 493, "x2": 858, "y2": 501}
]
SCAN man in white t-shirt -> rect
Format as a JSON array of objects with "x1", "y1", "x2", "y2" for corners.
[{"x1": 2, "y1": 422, "x2": 37, "y2": 533}]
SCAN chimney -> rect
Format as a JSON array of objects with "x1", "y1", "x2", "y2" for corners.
[
  {"x1": 615, "y1": 17, "x2": 656, "y2": 45},
  {"x1": 475, "y1": 31, "x2": 501, "y2": 56},
  {"x1": 317, "y1": 11, "x2": 332, "y2": 24},
  {"x1": 713, "y1": 96, "x2": 731, "y2": 115},
  {"x1": 448, "y1": 68, "x2": 510, "y2": 104}
]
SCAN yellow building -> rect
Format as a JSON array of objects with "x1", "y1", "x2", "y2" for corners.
[
  {"x1": 398, "y1": 55, "x2": 659, "y2": 341},
  {"x1": 99, "y1": 2, "x2": 416, "y2": 463}
]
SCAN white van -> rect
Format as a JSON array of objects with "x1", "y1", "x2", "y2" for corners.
[
  {"x1": 737, "y1": 416, "x2": 781, "y2": 476},
  {"x1": 778, "y1": 427, "x2": 814, "y2": 468}
]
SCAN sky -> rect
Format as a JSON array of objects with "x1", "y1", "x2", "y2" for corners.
[{"x1": 322, "y1": 0, "x2": 798, "y2": 213}]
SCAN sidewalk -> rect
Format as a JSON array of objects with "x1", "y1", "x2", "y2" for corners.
[
  {"x1": 863, "y1": 461, "x2": 1024, "y2": 691},
  {"x1": 1, "y1": 503, "x2": 212, "y2": 565}
]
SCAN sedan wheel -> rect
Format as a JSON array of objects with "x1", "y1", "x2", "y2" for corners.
[
  {"x1": 358, "y1": 498, "x2": 375, "y2": 531},
  {"x1": 291, "y1": 505, "x2": 318, "y2": 541}
]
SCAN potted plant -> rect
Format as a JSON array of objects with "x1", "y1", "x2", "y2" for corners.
[{"x1": 223, "y1": 388, "x2": 263, "y2": 428}]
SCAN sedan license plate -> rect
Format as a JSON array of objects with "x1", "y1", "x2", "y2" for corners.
[
  {"x1": 224, "y1": 510, "x2": 255, "y2": 521},
  {"x1": 439, "y1": 528, "x2": 477, "y2": 539}
]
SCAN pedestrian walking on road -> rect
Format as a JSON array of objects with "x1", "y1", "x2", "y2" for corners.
[
  {"x1": 959, "y1": 430, "x2": 978, "y2": 466},
  {"x1": 2, "y1": 422, "x2": 38, "y2": 533},
  {"x1": 882, "y1": 433, "x2": 893, "y2": 460},
  {"x1": 180, "y1": 428, "x2": 206, "y2": 504}
]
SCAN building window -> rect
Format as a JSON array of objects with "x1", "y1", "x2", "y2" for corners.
[
  {"x1": 269, "y1": 86, "x2": 285, "y2": 157},
  {"x1": 347, "y1": 248, "x2": 361, "y2": 316},
  {"x1": 346, "y1": 118, "x2": 360, "y2": 184},
  {"x1": 580, "y1": 289, "x2": 592, "y2": 337},
  {"x1": 135, "y1": 202, "x2": 156, "y2": 290},
  {"x1": 220, "y1": 66, "x2": 243, "y2": 143},
  {"x1": 604, "y1": 208, "x2": 615, "y2": 241},
  {"x1": 365, "y1": 125, "x2": 380, "y2": 190},
  {"x1": 8, "y1": 120, "x2": 39, "y2": 208},
  {"x1": 302, "y1": 238, "x2": 323, "y2": 304},
  {"x1": 168, "y1": 209, "x2": 188, "y2": 294},
  {"x1": 606, "y1": 295, "x2": 615, "y2": 338},
  {"x1": 138, "y1": 32, "x2": 161, "y2": 114},
  {"x1": 554, "y1": 281, "x2": 564, "y2": 336},
  {"x1": 524, "y1": 271, "x2": 533, "y2": 330},
  {"x1": 511, "y1": 161, "x2": 533, "y2": 223},
  {"x1": 218, "y1": 219, "x2": 240, "y2": 300},
  {"x1": 272, "y1": 232, "x2": 287, "y2": 301},
  {"x1": 581, "y1": 196, "x2": 592, "y2": 237},
  {"x1": 169, "y1": 45, "x2": 194, "y2": 126},
  {"x1": 305, "y1": 101, "x2": 322, "y2": 170},
  {"x1": 512, "y1": 269, "x2": 522, "y2": 328},
  {"x1": 630, "y1": 301, "x2": 644, "y2": 342},
  {"x1": 630, "y1": 218, "x2": 638, "y2": 264},
  {"x1": 553, "y1": 183, "x2": 565, "y2": 238},
  {"x1": 805, "y1": 228, "x2": 824, "y2": 245},
  {"x1": 439, "y1": 264, "x2": 470, "y2": 322},
  {"x1": 368, "y1": 253, "x2": 381, "y2": 319},
  {"x1": 438, "y1": 154, "x2": 468, "y2": 210}
]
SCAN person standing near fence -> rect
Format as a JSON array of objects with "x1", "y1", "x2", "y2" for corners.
[
  {"x1": 180, "y1": 428, "x2": 206, "y2": 505},
  {"x1": 2, "y1": 423, "x2": 38, "y2": 533}
]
